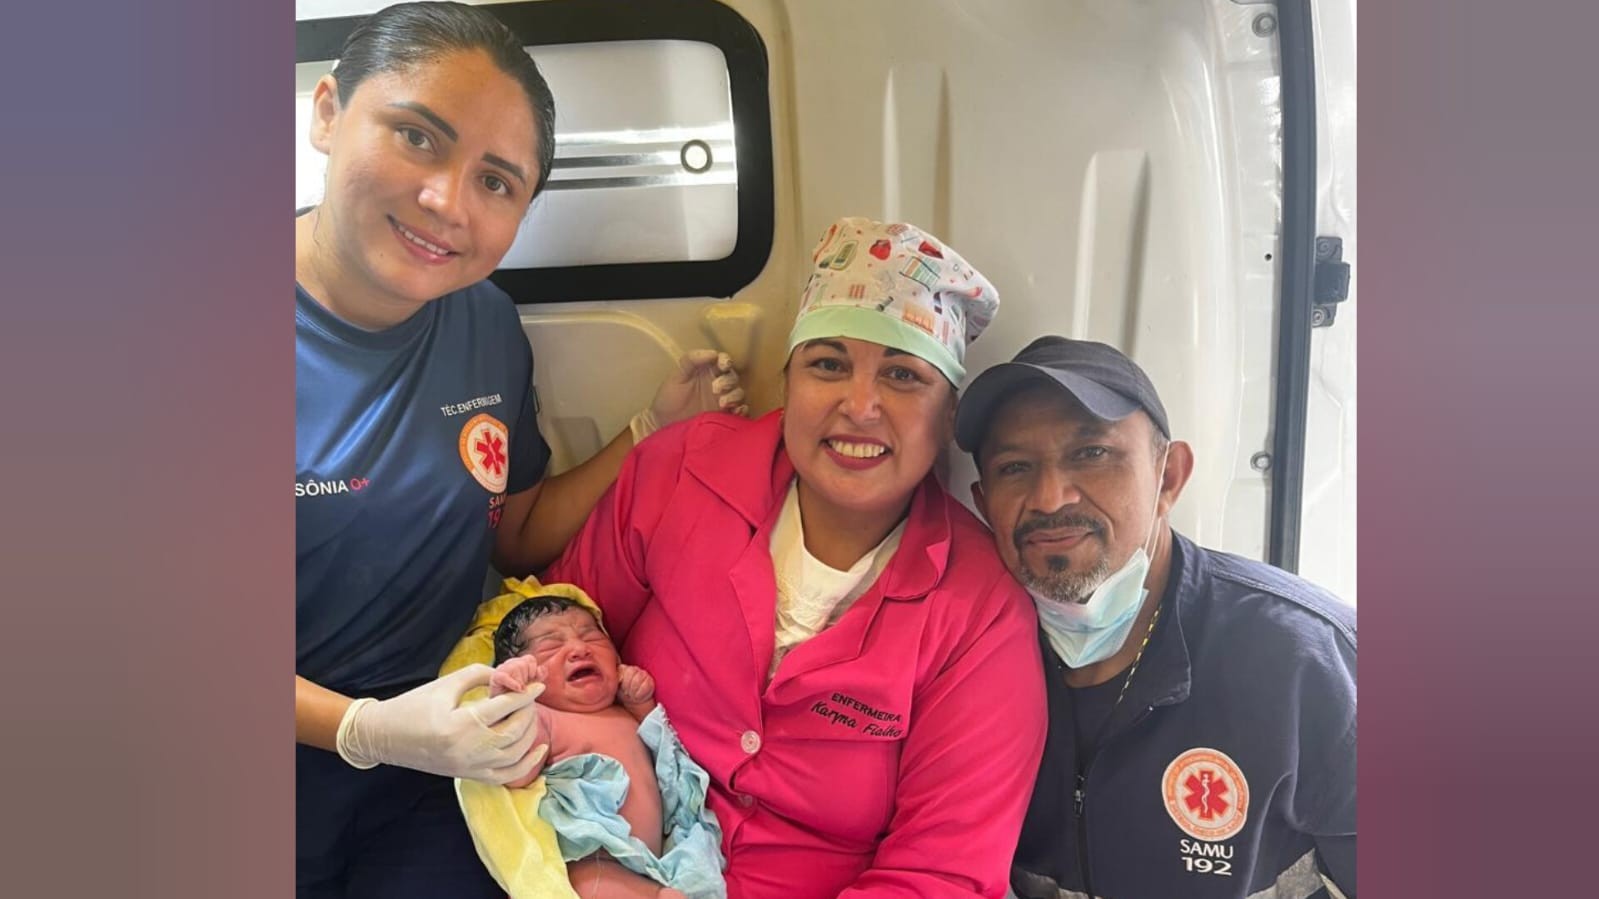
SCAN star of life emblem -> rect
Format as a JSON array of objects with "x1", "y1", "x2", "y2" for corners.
[
  {"x1": 1162, "y1": 747, "x2": 1249, "y2": 842},
  {"x1": 458, "y1": 413, "x2": 510, "y2": 494}
]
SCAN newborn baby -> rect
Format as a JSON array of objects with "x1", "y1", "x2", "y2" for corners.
[{"x1": 491, "y1": 595, "x2": 687, "y2": 899}]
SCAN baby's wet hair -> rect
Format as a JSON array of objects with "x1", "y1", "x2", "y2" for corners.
[{"x1": 492, "y1": 595, "x2": 596, "y2": 664}]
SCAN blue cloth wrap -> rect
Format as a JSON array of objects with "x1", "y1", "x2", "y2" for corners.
[{"x1": 540, "y1": 705, "x2": 726, "y2": 898}]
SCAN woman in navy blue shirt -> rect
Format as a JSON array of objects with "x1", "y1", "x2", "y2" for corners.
[{"x1": 292, "y1": 4, "x2": 744, "y2": 896}]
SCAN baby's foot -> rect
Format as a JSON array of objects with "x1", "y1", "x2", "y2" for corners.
[{"x1": 490, "y1": 654, "x2": 546, "y2": 697}]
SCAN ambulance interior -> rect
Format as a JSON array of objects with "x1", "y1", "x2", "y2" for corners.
[{"x1": 295, "y1": 0, "x2": 1356, "y2": 602}]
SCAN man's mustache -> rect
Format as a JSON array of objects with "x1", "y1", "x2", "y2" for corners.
[{"x1": 1013, "y1": 512, "x2": 1104, "y2": 551}]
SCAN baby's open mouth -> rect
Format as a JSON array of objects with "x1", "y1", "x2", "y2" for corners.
[{"x1": 567, "y1": 662, "x2": 600, "y2": 683}]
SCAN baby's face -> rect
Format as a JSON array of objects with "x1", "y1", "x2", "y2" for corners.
[{"x1": 517, "y1": 608, "x2": 620, "y2": 713}]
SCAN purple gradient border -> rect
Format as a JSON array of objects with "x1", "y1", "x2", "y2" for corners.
[
  {"x1": 1, "y1": 0, "x2": 1595, "y2": 895},
  {"x1": 0, "y1": 1, "x2": 294, "y2": 895},
  {"x1": 1360, "y1": 2, "x2": 1599, "y2": 896}
]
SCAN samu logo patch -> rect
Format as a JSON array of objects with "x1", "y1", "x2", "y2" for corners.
[
  {"x1": 458, "y1": 413, "x2": 509, "y2": 493},
  {"x1": 1162, "y1": 747, "x2": 1249, "y2": 842}
]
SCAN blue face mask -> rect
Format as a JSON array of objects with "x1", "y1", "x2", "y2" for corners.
[
  {"x1": 1031, "y1": 547, "x2": 1150, "y2": 668},
  {"x1": 1029, "y1": 457, "x2": 1166, "y2": 669}
]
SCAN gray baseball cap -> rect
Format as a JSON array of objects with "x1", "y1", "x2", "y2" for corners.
[{"x1": 955, "y1": 336, "x2": 1170, "y2": 452}]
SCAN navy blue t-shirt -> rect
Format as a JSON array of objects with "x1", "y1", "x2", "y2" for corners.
[{"x1": 296, "y1": 281, "x2": 550, "y2": 695}]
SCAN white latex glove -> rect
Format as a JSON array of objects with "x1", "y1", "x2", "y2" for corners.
[
  {"x1": 630, "y1": 349, "x2": 749, "y2": 444},
  {"x1": 335, "y1": 664, "x2": 550, "y2": 784}
]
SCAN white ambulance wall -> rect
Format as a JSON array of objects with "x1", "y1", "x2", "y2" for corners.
[
  {"x1": 1300, "y1": 0, "x2": 1357, "y2": 602},
  {"x1": 777, "y1": 0, "x2": 1290, "y2": 568}
]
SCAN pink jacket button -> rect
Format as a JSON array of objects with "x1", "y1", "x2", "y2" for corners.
[{"x1": 740, "y1": 730, "x2": 761, "y2": 754}]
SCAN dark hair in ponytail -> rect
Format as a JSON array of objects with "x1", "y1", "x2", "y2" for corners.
[{"x1": 333, "y1": 2, "x2": 557, "y2": 197}]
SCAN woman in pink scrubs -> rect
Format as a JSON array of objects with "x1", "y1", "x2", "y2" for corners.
[{"x1": 546, "y1": 217, "x2": 1048, "y2": 898}]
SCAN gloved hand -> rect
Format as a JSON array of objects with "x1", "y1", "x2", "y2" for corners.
[
  {"x1": 487, "y1": 657, "x2": 552, "y2": 789},
  {"x1": 336, "y1": 663, "x2": 550, "y2": 785},
  {"x1": 630, "y1": 349, "x2": 749, "y2": 444}
]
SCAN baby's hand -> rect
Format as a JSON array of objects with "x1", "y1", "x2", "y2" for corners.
[
  {"x1": 616, "y1": 664, "x2": 656, "y2": 707},
  {"x1": 486, "y1": 655, "x2": 551, "y2": 790},
  {"x1": 489, "y1": 655, "x2": 548, "y2": 698}
]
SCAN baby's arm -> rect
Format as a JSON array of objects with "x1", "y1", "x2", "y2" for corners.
[
  {"x1": 615, "y1": 664, "x2": 658, "y2": 721},
  {"x1": 490, "y1": 656, "x2": 554, "y2": 788}
]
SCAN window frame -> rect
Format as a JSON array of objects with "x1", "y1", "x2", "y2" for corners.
[{"x1": 296, "y1": 0, "x2": 775, "y2": 303}]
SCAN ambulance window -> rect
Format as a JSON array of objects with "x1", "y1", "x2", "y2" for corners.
[
  {"x1": 498, "y1": 39, "x2": 739, "y2": 268},
  {"x1": 296, "y1": 0, "x2": 774, "y2": 303}
]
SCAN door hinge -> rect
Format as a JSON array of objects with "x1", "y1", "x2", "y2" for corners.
[{"x1": 1311, "y1": 236, "x2": 1351, "y2": 328}]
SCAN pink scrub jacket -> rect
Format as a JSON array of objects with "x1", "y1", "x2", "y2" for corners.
[{"x1": 545, "y1": 411, "x2": 1047, "y2": 898}]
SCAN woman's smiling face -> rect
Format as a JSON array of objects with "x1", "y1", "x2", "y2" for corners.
[
  {"x1": 307, "y1": 48, "x2": 540, "y2": 315},
  {"x1": 782, "y1": 337, "x2": 956, "y2": 525}
]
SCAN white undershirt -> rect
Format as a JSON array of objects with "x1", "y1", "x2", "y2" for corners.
[{"x1": 768, "y1": 479, "x2": 905, "y2": 675}]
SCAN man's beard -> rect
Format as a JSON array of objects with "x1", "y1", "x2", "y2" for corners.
[
  {"x1": 1012, "y1": 511, "x2": 1112, "y2": 604},
  {"x1": 1018, "y1": 551, "x2": 1112, "y2": 605}
]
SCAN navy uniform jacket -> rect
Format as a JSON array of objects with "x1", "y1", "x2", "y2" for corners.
[{"x1": 1012, "y1": 532, "x2": 1356, "y2": 899}]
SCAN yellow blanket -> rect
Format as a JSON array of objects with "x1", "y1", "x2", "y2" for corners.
[{"x1": 439, "y1": 576, "x2": 602, "y2": 899}]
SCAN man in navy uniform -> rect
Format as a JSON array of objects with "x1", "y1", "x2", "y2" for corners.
[{"x1": 956, "y1": 336, "x2": 1356, "y2": 899}]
